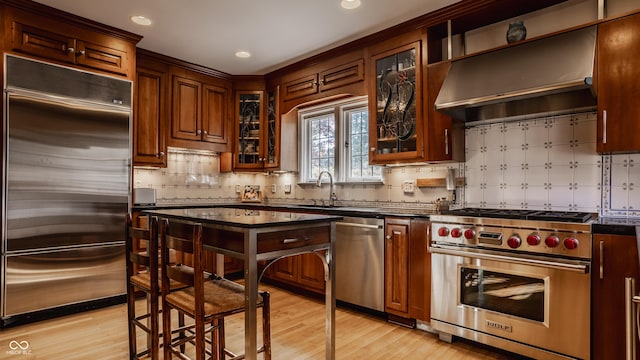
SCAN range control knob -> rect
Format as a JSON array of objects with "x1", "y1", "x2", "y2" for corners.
[
  {"x1": 545, "y1": 235, "x2": 560, "y2": 248},
  {"x1": 507, "y1": 235, "x2": 522, "y2": 249},
  {"x1": 437, "y1": 227, "x2": 449, "y2": 237},
  {"x1": 563, "y1": 237, "x2": 579, "y2": 250},
  {"x1": 527, "y1": 233, "x2": 541, "y2": 246},
  {"x1": 450, "y1": 228, "x2": 462, "y2": 238},
  {"x1": 464, "y1": 229, "x2": 476, "y2": 240}
]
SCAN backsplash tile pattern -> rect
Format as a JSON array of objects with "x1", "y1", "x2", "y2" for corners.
[
  {"x1": 464, "y1": 111, "x2": 602, "y2": 212},
  {"x1": 602, "y1": 154, "x2": 640, "y2": 218},
  {"x1": 134, "y1": 150, "x2": 458, "y2": 210},
  {"x1": 134, "y1": 110, "x2": 637, "y2": 218}
]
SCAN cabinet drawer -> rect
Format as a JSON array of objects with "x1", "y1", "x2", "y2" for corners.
[
  {"x1": 78, "y1": 41, "x2": 128, "y2": 76},
  {"x1": 282, "y1": 73, "x2": 318, "y2": 101},
  {"x1": 12, "y1": 21, "x2": 75, "y2": 64},
  {"x1": 257, "y1": 225, "x2": 330, "y2": 254},
  {"x1": 319, "y1": 59, "x2": 364, "y2": 92}
]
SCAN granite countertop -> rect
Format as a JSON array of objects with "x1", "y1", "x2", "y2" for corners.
[
  {"x1": 142, "y1": 207, "x2": 342, "y2": 228},
  {"x1": 134, "y1": 202, "x2": 638, "y2": 237},
  {"x1": 133, "y1": 202, "x2": 435, "y2": 219},
  {"x1": 593, "y1": 217, "x2": 640, "y2": 237}
]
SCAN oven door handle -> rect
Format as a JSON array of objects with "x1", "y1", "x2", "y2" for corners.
[{"x1": 430, "y1": 245, "x2": 590, "y2": 273}]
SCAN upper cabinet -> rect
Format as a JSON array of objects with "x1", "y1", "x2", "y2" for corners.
[
  {"x1": 278, "y1": 50, "x2": 366, "y2": 114},
  {"x1": 3, "y1": 4, "x2": 140, "y2": 79},
  {"x1": 366, "y1": 30, "x2": 464, "y2": 165},
  {"x1": 597, "y1": 12, "x2": 640, "y2": 154},
  {"x1": 368, "y1": 37, "x2": 422, "y2": 163},
  {"x1": 282, "y1": 58, "x2": 364, "y2": 101},
  {"x1": 134, "y1": 52, "x2": 169, "y2": 167},
  {"x1": 168, "y1": 66, "x2": 232, "y2": 153},
  {"x1": 235, "y1": 91, "x2": 265, "y2": 170}
]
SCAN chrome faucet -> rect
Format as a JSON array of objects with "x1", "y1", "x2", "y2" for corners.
[{"x1": 315, "y1": 170, "x2": 337, "y2": 207}]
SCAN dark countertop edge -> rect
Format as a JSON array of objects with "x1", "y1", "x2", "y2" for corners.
[
  {"x1": 133, "y1": 203, "x2": 432, "y2": 219},
  {"x1": 592, "y1": 222, "x2": 639, "y2": 237},
  {"x1": 141, "y1": 207, "x2": 343, "y2": 229}
]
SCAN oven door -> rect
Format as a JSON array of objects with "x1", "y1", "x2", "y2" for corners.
[{"x1": 431, "y1": 244, "x2": 590, "y2": 360}]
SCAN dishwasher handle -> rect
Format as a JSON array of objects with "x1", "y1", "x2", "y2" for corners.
[{"x1": 336, "y1": 221, "x2": 382, "y2": 230}]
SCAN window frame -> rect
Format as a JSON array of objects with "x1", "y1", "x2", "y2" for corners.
[{"x1": 298, "y1": 96, "x2": 382, "y2": 185}]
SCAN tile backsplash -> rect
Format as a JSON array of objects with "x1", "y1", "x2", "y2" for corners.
[
  {"x1": 464, "y1": 111, "x2": 601, "y2": 212},
  {"x1": 134, "y1": 110, "x2": 639, "y2": 217}
]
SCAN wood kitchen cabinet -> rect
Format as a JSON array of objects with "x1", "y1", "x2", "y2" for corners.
[
  {"x1": 168, "y1": 66, "x2": 232, "y2": 152},
  {"x1": 425, "y1": 61, "x2": 464, "y2": 162},
  {"x1": 265, "y1": 252, "x2": 325, "y2": 294},
  {"x1": 592, "y1": 233, "x2": 640, "y2": 360},
  {"x1": 597, "y1": 12, "x2": 640, "y2": 153},
  {"x1": 4, "y1": 4, "x2": 139, "y2": 79},
  {"x1": 279, "y1": 51, "x2": 365, "y2": 114},
  {"x1": 368, "y1": 34, "x2": 423, "y2": 164},
  {"x1": 134, "y1": 52, "x2": 168, "y2": 167},
  {"x1": 385, "y1": 218, "x2": 410, "y2": 316},
  {"x1": 384, "y1": 217, "x2": 430, "y2": 323},
  {"x1": 282, "y1": 58, "x2": 364, "y2": 101},
  {"x1": 367, "y1": 30, "x2": 463, "y2": 165}
]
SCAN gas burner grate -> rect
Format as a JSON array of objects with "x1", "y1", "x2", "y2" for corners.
[{"x1": 444, "y1": 208, "x2": 594, "y2": 223}]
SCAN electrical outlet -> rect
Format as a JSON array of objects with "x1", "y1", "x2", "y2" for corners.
[
  {"x1": 284, "y1": 184, "x2": 292, "y2": 193},
  {"x1": 402, "y1": 180, "x2": 415, "y2": 193},
  {"x1": 271, "y1": 184, "x2": 277, "y2": 193},
  {"x1": 235, "y1": 185, "x2": 241, "y2": 193}
]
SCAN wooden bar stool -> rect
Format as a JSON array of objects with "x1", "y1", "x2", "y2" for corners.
[
  {"x1": 159, "y1": 219, "x2": 271, "y2": 360},
  {"x1": 125, "y1": 214, "x2": 160, "y2": 360}
]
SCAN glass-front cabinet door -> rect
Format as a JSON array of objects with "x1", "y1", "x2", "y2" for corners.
[
  {"x1": 264, "y1": 88, "x2": 279, "y2": 169},
  {"x1": 369, "y1": 41, "x2": 422, "y2": 164},
  {"x1": 236, "y1": 91, "x2": 263, "y2": 169}
]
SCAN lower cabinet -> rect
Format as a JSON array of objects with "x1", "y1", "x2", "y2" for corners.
[
  {"x1": 384, "y1": 217, "x2": 430, "y2": 323},
  {"x1": 265, "y1": 252, "x2": 325, "y2": 294},
  {"x1": 592, "y1": 233, "x2": 640, "y2": 360}
]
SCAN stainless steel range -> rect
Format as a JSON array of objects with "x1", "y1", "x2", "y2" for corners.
[{"x1": 429, "y1": 208, "x2": 595, "y2": 360}]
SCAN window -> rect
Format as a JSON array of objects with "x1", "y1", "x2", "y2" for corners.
[{"x1": 299, "y1": 97, "x2": 382, "y2": 183}]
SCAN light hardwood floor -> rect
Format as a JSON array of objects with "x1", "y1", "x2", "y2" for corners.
[{"x1": 0, "y1": 284, "x2": 522, "y2": 359}]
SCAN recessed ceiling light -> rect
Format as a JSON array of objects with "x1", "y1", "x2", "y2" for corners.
[
  {"x1": 341, "y1": 0, "x2": 361, "y2": 10},
  {"x1": 130, "y1": 15, "x2": 152, "y2": 26},
  {"x1": 235, "y1": 51, "x2": 251, "y2": 58}
]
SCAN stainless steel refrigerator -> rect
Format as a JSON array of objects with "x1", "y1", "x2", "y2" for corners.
[{"x1": 1, "y1": 55, "x2": 131, "y2": 326}]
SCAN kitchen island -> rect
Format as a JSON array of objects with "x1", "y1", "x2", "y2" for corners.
[{"x1": 141, "y1": 207, "x2": 342, "y2": 360}]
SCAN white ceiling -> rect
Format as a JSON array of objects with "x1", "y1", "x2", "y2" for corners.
[{"x1": 34, "y1": 0, "x2": 458, "y2": 75}]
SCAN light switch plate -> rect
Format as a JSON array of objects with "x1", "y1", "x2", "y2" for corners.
[
  {"x1": 402, "y1": 180, "x2": 415, "y2": 193},
  {"x1": 235, "y1": 185, "x2": 241, "y2": 193},
  {"x1": 271, "y1": 184, "x2": 277, "y2": 193},
  {"x1": 284, "y1": 184, "x2": 292, "y2": 193}
]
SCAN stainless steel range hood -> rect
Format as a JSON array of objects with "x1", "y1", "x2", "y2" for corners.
[{"x1": 435, "y1": 25, "x2": 597, "y2": 123}]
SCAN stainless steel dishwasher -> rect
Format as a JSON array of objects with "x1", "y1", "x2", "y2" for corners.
[{"x1": 335, "y1": 216, "x2": 385, "y2": 312}]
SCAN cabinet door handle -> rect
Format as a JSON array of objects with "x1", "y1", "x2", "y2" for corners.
[
  {"x1": 599, "y1": 240, "x2": 604, "y2": 279},
  {"x1": 203, "y1": 130, "x2": 208, "y2": 135},
  {"x1": 76, "y1": 50, "x2": 86, "y2": 56},
  {"x1": 602, "y1": 110, "x2": 607, "y2": 144},
  {"x1": 444, "y1": 129, "x2": 449, "y2": 155},
  {"x1": 283, "y1": 236, "x2": 309, "y2": 244},
  {"x1": 196, "y1": 129, "x2": 202, "y2": 135},
  {"x1": 158, "y1": 152, "x2": 165, "y2": 158},
  {"x1": 370, "y1": 147, "x2": 376, "y2": 152},
  {"x1": 67, "y1": 47, "x2": 75, "y2": 54}
]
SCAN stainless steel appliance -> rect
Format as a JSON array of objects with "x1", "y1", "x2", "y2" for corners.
[
  {"x1": 430, "y1": 208, "x2": 595, "y2": 360},
  {"x1": 335, "y1": 217, "x2": 384, "y2": 312},
  {"x1": 2, "y1": 55, "x2": 131, "y2": 326}
]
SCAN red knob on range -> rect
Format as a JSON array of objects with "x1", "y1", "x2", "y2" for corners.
[
  {"x1": 437, "y1": 227, "x2": 449, "y2": 237},
  {"x1": 507, "y1": 235, "x2": 522, "y2": 249},
  {"x1": 450, "y1": 228, "x2": 462, "y2": 238},
  {"x1": 526, "y1": 233, "x2": 541, "y2": 246},
  {"x1": 464, "y1": 229, "x2": 476, "y2": 240},
  {"x1": 545, "y1": 235, "x2": 560, "y2": 248},
  {"x1": 563, "y1": 237, "x2": 579, "y2": 250}
]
